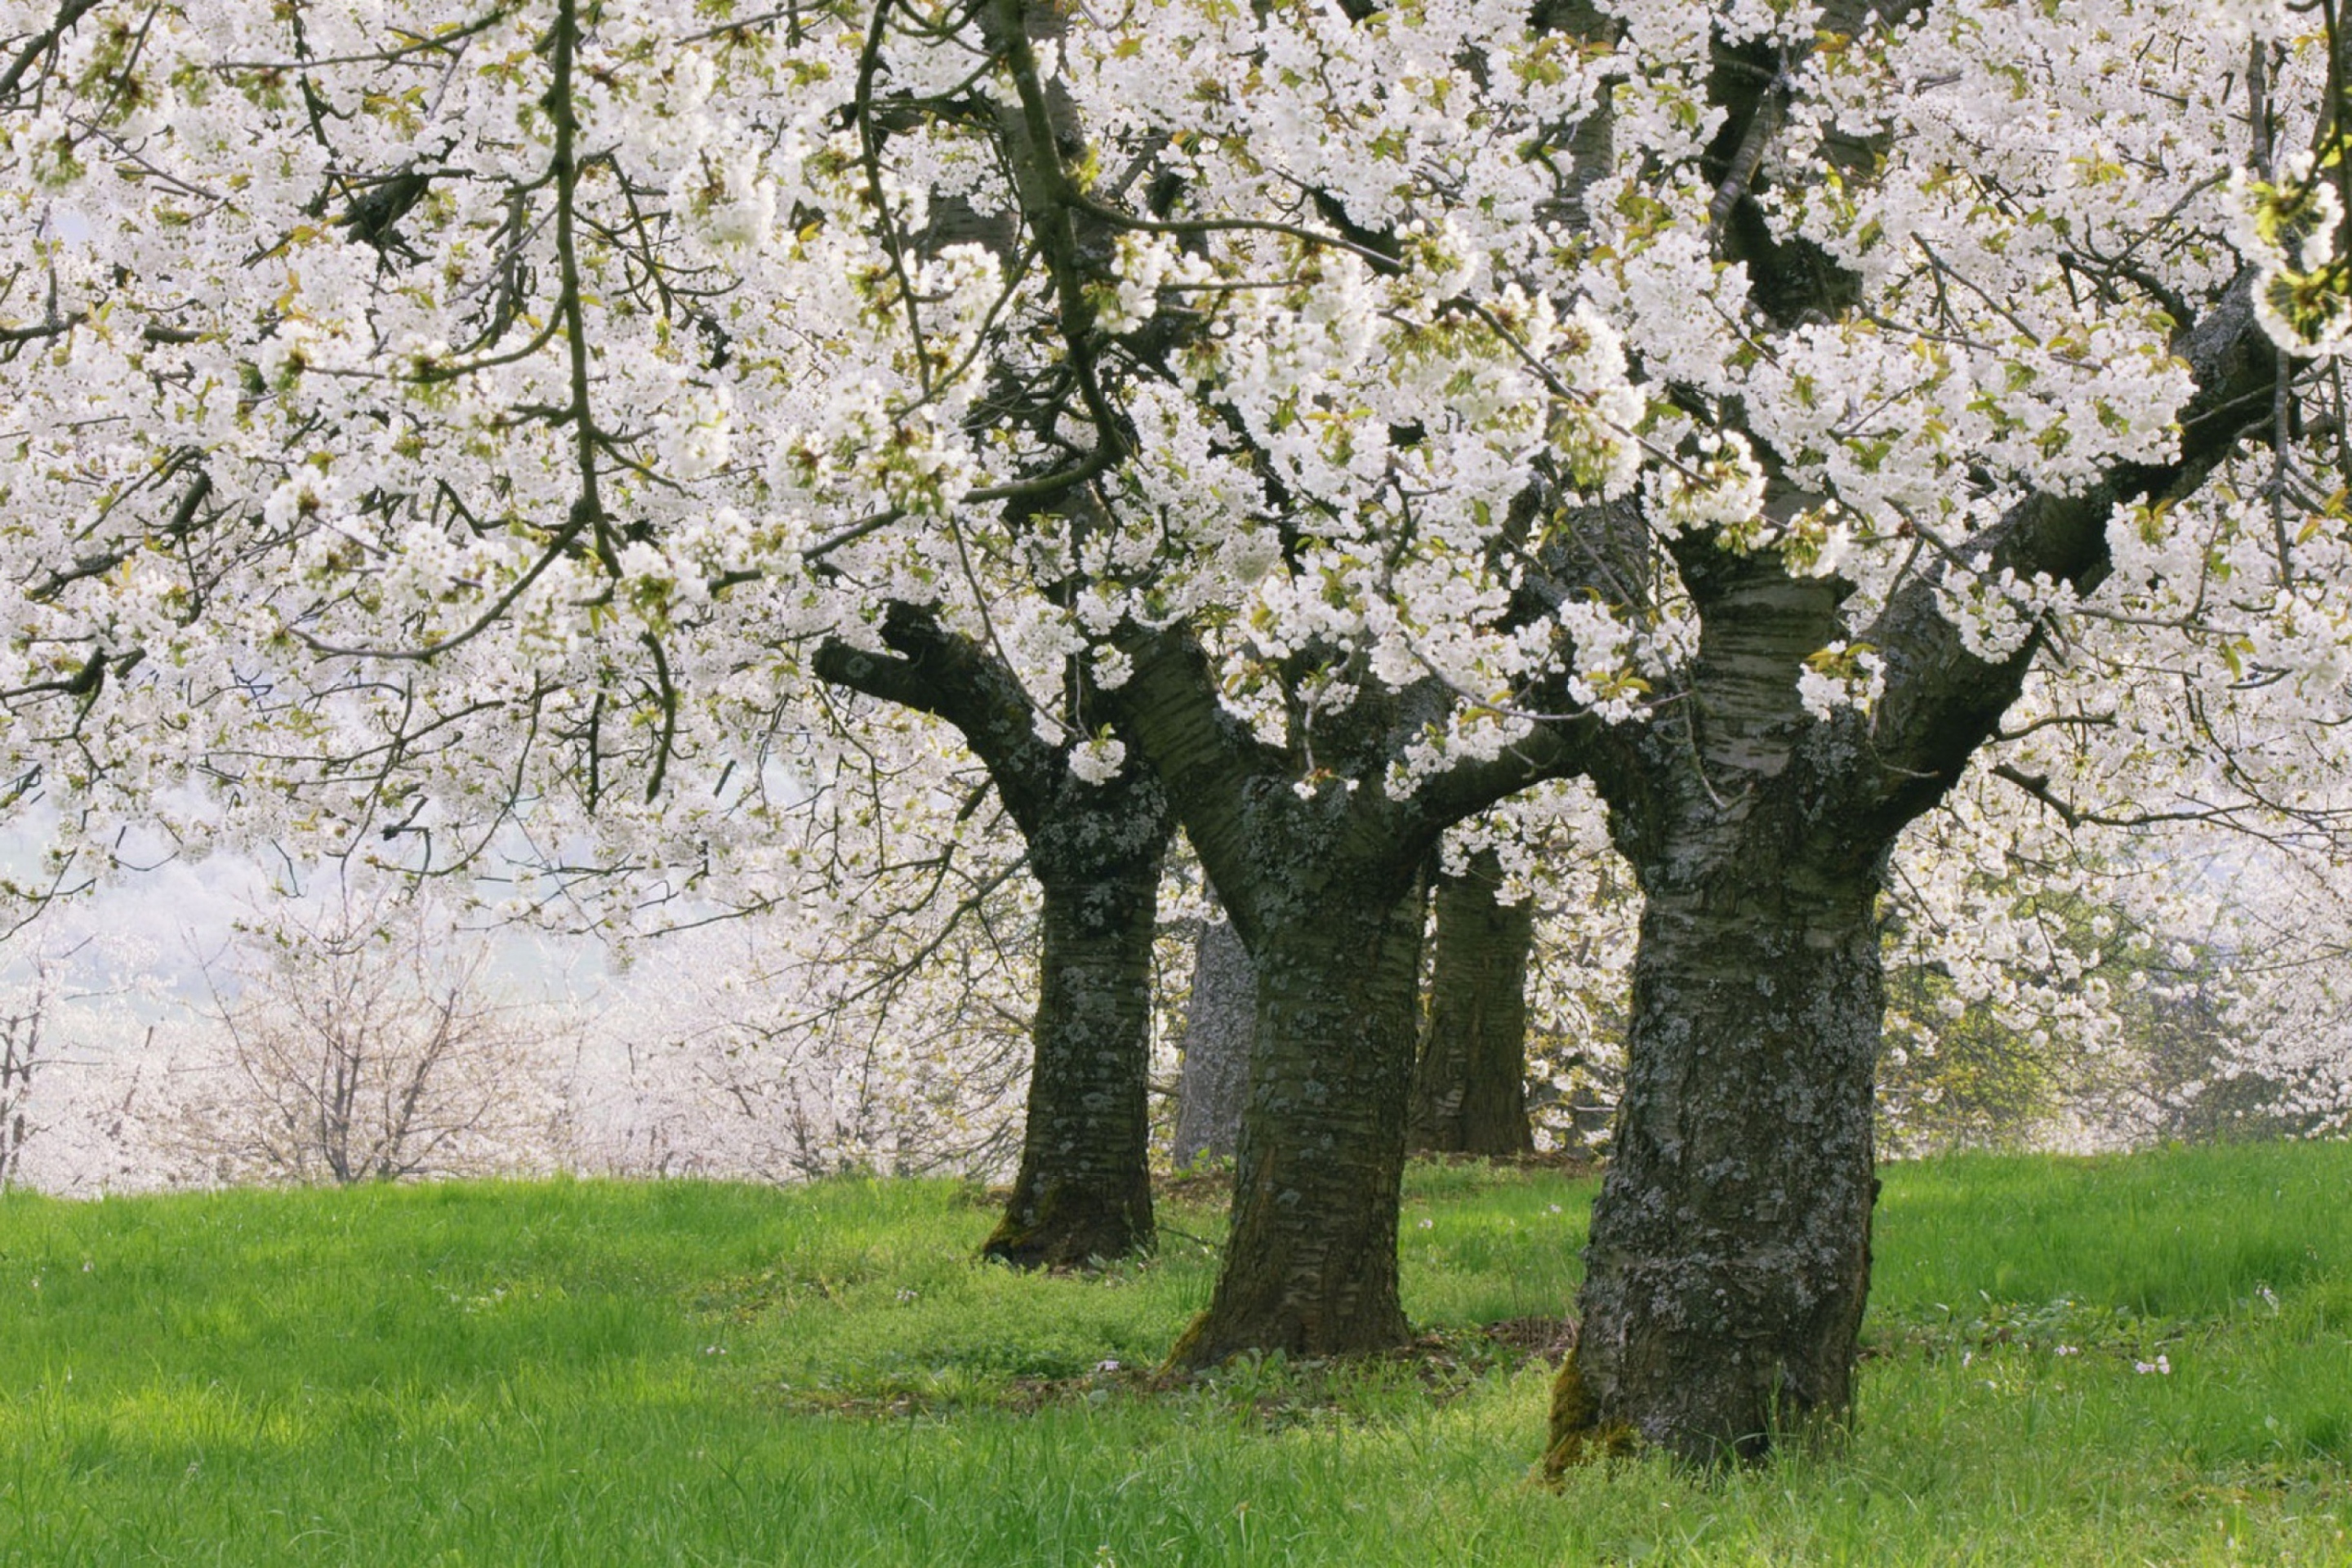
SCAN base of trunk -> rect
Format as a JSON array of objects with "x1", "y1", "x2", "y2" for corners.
[
  {"x1": 1166, "y1": 1299, "x2": 1410, "y2": 1368},
  {"x1": 979, "y1": 1175, "x2": 1155, "y2": 1270},
  {"x1": 1540, "y1": 1349, "x2": 1636, "y2": 1478},
  {"x1": 1165, "y1": 880, "x2": 1428, "y2": 1368}
]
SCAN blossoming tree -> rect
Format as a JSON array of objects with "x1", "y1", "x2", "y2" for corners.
[{"x1": 3, "y1": 0, "x2": 2347, "y2": 1466}]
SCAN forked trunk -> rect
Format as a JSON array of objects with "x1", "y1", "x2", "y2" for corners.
[
  {"x1": 1167, "y1": 880, "x2": 1426, "y2": 1365},
  {"x1": 982, "y1": 855, "x2": 1162, "y2": 1269},
  {"x1": 1547, "y1": 853, "x2": 1882, "y2": 1469},
  {"x1": 1408, "y1": 848, "x2": 1536, "y2": 1156},
  {"x1": 1102, "y1": 623, "x2": 1550, "y2": 1368}
]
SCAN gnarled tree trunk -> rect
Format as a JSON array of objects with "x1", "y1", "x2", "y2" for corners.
[
  {"x1": 1541, "y1": 541, "x2": 1904, "y2": 1468},
  {"x1": 1169, "y1": 875, "x2": 1427, "y2": 1365},
  {"x1": 816, "y1": 605, "x2": 1173, "y2": 1270},
  {"x1": 1409, "y1": 847, "x2": 1536, "y2": 1157},
  {"x1": 1102, "y1": 622, "x2": 1597, "y2": 1370},
  {"x1": 1546, "y1": 828, "x2": 1882, "y2": 1469}
]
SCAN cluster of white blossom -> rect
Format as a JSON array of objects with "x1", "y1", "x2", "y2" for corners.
[{"x1": 0, "y1": 0, "x2": 2306, "y2": 837}]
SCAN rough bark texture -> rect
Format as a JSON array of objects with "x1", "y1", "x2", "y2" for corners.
[
  {"x1": 1545, "y1": 546, "x2": 1885, "y2": 1467},
  {"x1": 1408, "y1": 848, "x2": 1536, "y2": 1156},
  {"x1": 982, "y1": 837, "x2": 1161, "y2": 1267},
  {"x1": 1535, "y1": 19, "x2": 2280, "y2": 1465},
  {"x1": 1167, "y1": 876, "x2": 1427, "y2": 1365},
  {"x1": 815, "y1": 604, "x2": 1172, "y2": 1269},
  {"x1": 1545, "y1": 541, "x2": 1900, "y2": 1468},
  {"x1": 1545, "y1": 839, "x2": 1882, "y2": 1468},
  {"x1": 1173, "y1": 911, "x2": 1254, "y2": 1168}
]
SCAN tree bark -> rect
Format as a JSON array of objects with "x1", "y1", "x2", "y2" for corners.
[
  {"x1": 1521, "y1": 42, "x2": 2278, "y2": 1457},
  {"x1": 981, "y1": 840, "x2": 1161, "y2": 1267},
  {"x1": 1409, "y1": 847, "x2": 1536, "y2": 1156},
  {"x1": 1172, "y1": 911, "x2": 1253, "y2": 1167},
  {"x1": 1103, "y1": 624, "x2": 1592, "y2": 1369},
  {"x1": 1545, "y1": 834, "x2": 1882, "y2": 1469},
  {"x1": 1167, "y1": 875, "x2": 1427, "y2": 1365}
]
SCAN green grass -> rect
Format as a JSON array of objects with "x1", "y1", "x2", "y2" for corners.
[{"x1": 2, "y1": 1145, "x2": 2349, "y2": 1564}]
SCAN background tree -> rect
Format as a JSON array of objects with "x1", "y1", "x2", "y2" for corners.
[
  {"x1": 1169, "y1": 901, "x2": 1253, "y2": 1169},
  {"x1": 570, "y1": 888, "x2": 1036, "y2": 1183},
  {"x1": 170, "y1": 885, "x2": 564, "y2": 1185},
  {"x1": 1410, "y1": 854, "x2": 1539, "y2": 1158},
  {"x1": 2134, "y1": 844, "x2": 2352, "y2": 1143},
  {"x1": 0, "y1": 938, "x2": 78, "y2": 1189}
]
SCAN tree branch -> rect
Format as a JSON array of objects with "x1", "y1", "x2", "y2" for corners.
[
  {"x1": 813, "y1": 603, "x2": 1067, "y2": 837},
  {"x1": 1862, "y1": 271, "x2": 2276, "y2": 821}
]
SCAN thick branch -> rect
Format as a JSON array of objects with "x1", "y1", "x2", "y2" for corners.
[
  {"x1": 1401, "y1": 715, "x2": 1597, "y2": 832},
  {"x1": 1098, "y1": 623, "x2": 1294, "y2": 944},
  {"x1": 813, "y1": 603, "x2": 1065, "y2": 837},
  {"x1": 1862, "y1": 273, "x2": 2276, "y2": 822}
]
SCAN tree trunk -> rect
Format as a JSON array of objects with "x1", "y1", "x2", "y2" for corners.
[
  {"x1": 1409, "y1": 848, "x2": 1536, "y2": 1156},
  {"x1": 1546, "y1": 840, "x2": 1882, "y2": 1469},
  {"x1": 981, "y1": 826, "x2": 1164, "y2": 1270},
  {"x1": 1102, "y1": 623, "x2": 1590, "y2": 1369},
  {"x1": 1172, "y1": 912, "x2": 1253, "y2": 1167},
  {"x1": 1167, "y1": 877, "x2": 1426, "y2": 1365},
  {"x1": 813, "y1": 608, "x2": 1172, "y2": 1270}
]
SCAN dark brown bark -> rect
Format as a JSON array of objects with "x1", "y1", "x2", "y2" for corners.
[
  {"x1": 1547, "y1": 549, "x2": 1888, "y2": 1468},
  {"x1": 1099, "y1": 624, "x2": 1600, "y2": 1365},
  {"x1": 1546, "y1": 834, "x2": 1881, "y2": 1469},
  {"x1": 981, "y1": 845, "x2": 1160, "y2": 1267},
  {"x1": 1409, "y1": 847, "x2": 1536, "y2": 1157},
  {"x1": 1166, "y1": 875, "x2": 1426, "y2": 1365},
  {"x1": 1526, "y1": 26, "x2": 2283, "y2": 1463},
  {"x1": 1549, "y1": 263, "x2": 2271, "y2": 1457}
]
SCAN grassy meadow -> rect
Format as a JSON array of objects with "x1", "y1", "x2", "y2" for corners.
[{"x1": 2, "y1": 1142, "x2": 2349, "y2": 1565}]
